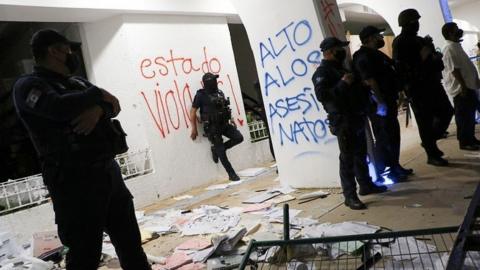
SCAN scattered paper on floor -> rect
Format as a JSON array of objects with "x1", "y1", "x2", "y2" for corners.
[
  {"x1": 237, "y1": 167, "x2": 268, "y2": 177},
  {"x1": 176, "y1": 238, "x2": 212, "y2": 251},
  {"x1": 298, "y1": 190, "x2": 330, "y2": 201},
  {"x1": 174, "y1": 195, "x2": 194, "y2": 201},
  {"x1": 242, "y1": 191, "x2": 281, "y2": 204},
  {"x1": 242, "y1": 203, "x2": 272, "y2": 213}
]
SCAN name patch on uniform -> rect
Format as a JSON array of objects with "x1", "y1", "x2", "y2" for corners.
[{"x1": 26, "y1": 88, "x2": 42, "y2": 108}]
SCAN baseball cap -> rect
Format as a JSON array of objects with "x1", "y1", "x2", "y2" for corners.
[
  {"x1": 320, "y1": 37, "x2": 350, "y2": 52},
  {"x1": 202, "y1": 72, "x2": 219, "y2": 82},
  {"x1": 31, "y1": 29, "x2": 81, "y2": 52},
  {"x1": 359, "y1": 26, "x2": 385, "y2": 42}
]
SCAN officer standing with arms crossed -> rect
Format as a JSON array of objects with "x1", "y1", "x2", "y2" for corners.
[
  {"x1": 13, "y1": 29, "x2": 151, "y2": 270},
  {"x1": 353, "y1": 26, "x2": 413, "y2": 183},
  {"x1": 312, "y1": 37, "x2": 387, "y2": 210},
  {"x1": 392, "y1": 9, "x2": 448, "y2": 166},
  {"x1": 190, "y1": 73, "x2": 244, "y2": 181}
]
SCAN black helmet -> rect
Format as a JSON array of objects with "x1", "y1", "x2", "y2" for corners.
[{"x1": 398, "y1": 9, "x2": 421, "y2": 27}]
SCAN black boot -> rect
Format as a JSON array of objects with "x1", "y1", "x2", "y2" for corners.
[
  {"x1": 211, "y1": 146, "x2": 219, "y2": 163},
  {"x1": 344, "y1": 195, "x2": 367, "y2": 210},
  {"x1": 427, "y1": 156, "x2": 448, "y2": 166},
  {"x1": 460, "y1": 144, "x2": 480, "y2": 151},
  {"x1": 228, "y1": 173, "x2": 240, "y2": 181},
  {"x1": 359, "y1": 184, "x2": 388, "y2": 196},
  {"x1": 387, "y1": 171, "x2": 409, "y2": 183},
  {"x1": 392, "y1": 165, "x2": 414, "y2": 176}
]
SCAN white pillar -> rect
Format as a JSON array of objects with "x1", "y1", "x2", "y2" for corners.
[{"x1": 231, "y1": 0, "x2": 347, "y2": 188}]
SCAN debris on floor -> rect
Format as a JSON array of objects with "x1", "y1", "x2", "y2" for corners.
[
  {"x1": 242, "y1": 202, "x2": 272, "y2": 213},
  {"x1": 298, "y1": 190, "x2": 330, "y2": 202},
  {"x1": 176, "y1": 238, "x2": 212, "y2": 251},
  {"x1": 32, "y1": 231, "x2": 63, "y2": 260},
  {"x1": 404, "y1": 203, "x2": 423, "y2": 208},
  {"x1": 205, "y1": 180, "x2": 244, "y2": 191},
  {"x1": 181, "y1": 206, "x2": 241, "y2": 236},
  {"x1": 242, "y1": 190, "x2": 281, "y2": 204},
  {"x1": 153, "y1": 252, "x2": 192, "y2": 270},
  {"x1": 237, "y1": 167, "x2": 269, "y2": 178},
  {"x1": 0, "y1": 232, "x2": 55, "y2": 270},
  {"x1": 174, "y1": 195, "x2": 194, "y2": 201},
  {"x1": 206, "y1": 254, "x2": 243, "y2": 270}
]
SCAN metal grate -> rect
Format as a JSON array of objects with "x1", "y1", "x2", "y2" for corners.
[
  {"x1": 0, "y1": 148, "x2": 154, "y2": 214},
  {"x1": 240, "y1": 204, "x2": 480, "y2": 270},
  {"x1": 242, "y1": 227, "x2": 467, "y2": 270},
  {"x1": 249, "y1": 120, "x2": 270, "y2": 142}
]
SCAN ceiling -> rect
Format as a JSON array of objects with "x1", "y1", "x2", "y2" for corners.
[
  {"x1": 340, "y1": 0, "x2": 479, "y2": 35},
  {"x1": 448, "y1": 0, "x2": 478, "y2": 8}
]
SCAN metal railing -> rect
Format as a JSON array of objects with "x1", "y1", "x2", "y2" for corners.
[
  {"x1": 115, "y1": 148, "x2": 155, "y2": 180},
  {"x1": 0, "y1": 148, "x2": 154, "y2": 215},
  {"x1": 0, "y1": 174, "x2": 48, "y2": 215},
  {"x1": 239, "y1": 204, "x2": 480, "y2": 270},
  {"x1": 248, "y1": 120, "x2": 270, "y2": 143},
  {"x1": 446, "y1": 183, "x2": 480, "y2": 269}
]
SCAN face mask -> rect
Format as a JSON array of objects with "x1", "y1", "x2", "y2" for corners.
[
  {"x1": 456, "y1": 29, "x2": 464, "y2": 41},
  {"x1": 333, "y1": 49, "x2": 347, "y2": 62},
  {"x1": 404, "y1": 21, "x2": 420, "y2": 34},
  {"x1": 65, "y1": 53, "x2": 80, "y2": 74},
  {"x1": 376, "y1": 38, "x2": 385, "y2": 49},
  {"x1": 204, "y1": 80, "x2": 218, "y2": 91}
]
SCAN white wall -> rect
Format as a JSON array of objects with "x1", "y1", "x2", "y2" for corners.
[
  {"x1": 80, "y1": 15, "x2": 272, "y2": 207},
  {"x1": 451, "y1": 1, "x2": 480, "y2": 31},
  {"x1": 451, "y1": 2, "x2": 480, "y2": 57},
  {"x1": 337, "y1": 0, "x2": 447, "y2": 49}
]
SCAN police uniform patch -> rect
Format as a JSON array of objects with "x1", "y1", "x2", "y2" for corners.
[{"x1": 26, "y1": 88, "x2": 42, "y2": 108}]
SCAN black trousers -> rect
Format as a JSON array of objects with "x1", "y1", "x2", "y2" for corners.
[
  {"x1": 334, "y1": 116, "x2": 372, "y2": 198},
  {"x1": 409, "y1": 84, "x2": 454, "y2": 157},
  {"x1": 409, "y1": 94, "x2": 440, "y2": 157},
  {"x1": 208, "y1": 124, "x2": 244, "y2": 176},
  {"x1": 453, "y1": 89, "x2": 478, "y2": 146},
  {"x1": 432, "y1": 84, "x2": 454, "y2": 139},
  {"x1": 42, "y1": 159, "x2": 150, "y2": 270},
  {"x1": 369, "y1": 102, "x2": 401, "y2": 173}
]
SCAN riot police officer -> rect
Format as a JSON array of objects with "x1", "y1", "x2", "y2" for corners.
[
  {"x1": 190, "y1": 73, "x2": 244, "y2": 181},
  {"x1": 13, "y1": 29, "x2": 151, "y2": 270},
  {"x1": 312, "y1": 37, "x2": 387, "y2": 210},
  {"x1": 392, "y1": 9, "x2": 449, "y2": 166},
  {"x1": 352, "y1": 26, "x2": 413, "y2": 182}
]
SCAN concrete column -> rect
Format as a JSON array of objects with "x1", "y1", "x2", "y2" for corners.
[{"x1": 231, "y1": 0, "x2": 347, "y2": 188}]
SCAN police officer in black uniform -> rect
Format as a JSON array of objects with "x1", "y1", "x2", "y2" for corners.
[
  {"x1": 312, "y1": 37, "x2": 387, "y2": 210},
  {"x1": 352, "y1": 26, "x2": 414, "y2": 183},
  {"x1": 190, "y1": 73, "x2": 244, "y2": 181},
  {"x1": 13, "y1": 29, "x2": 150, "y2": 270},
  {"x1": 392, "y1": 9, "x2": 449, "y2": 166}
]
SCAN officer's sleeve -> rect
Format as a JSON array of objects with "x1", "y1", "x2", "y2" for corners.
[
  {"x1": 312, "y1": 68, "x2": 349, "y2": 102},
  {"x1": 424, "y1": 53, "x2": 445, "y2": 73},
  {"x1": 13, "y1": 77, "x2": 103, "y2": 122},
  {"x1": 354, "y1": 55, "x2": 375, "y2": 81},
  {"x1": 98, "y1": 101, "x2": 116, "y2": 119},
  {"x1": 192, "y1": 91, "x2": 201, "y2": 109}
]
